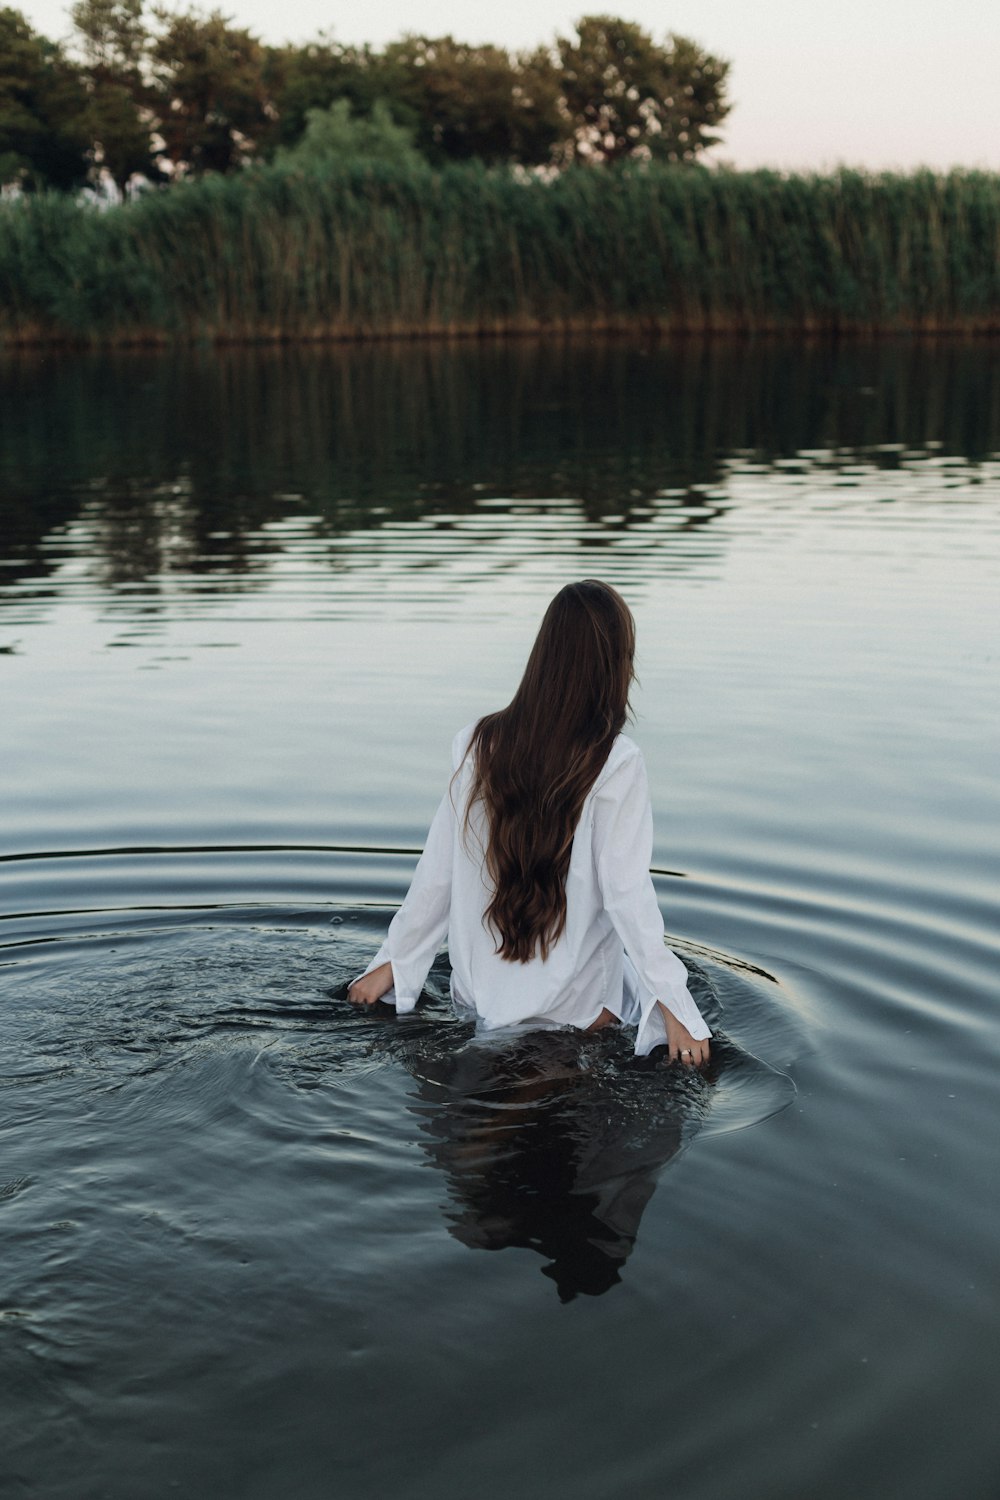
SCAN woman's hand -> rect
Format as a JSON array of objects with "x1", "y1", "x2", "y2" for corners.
[
  {"x1": 348, "y1": 961, "x2": 394, "y2": 1006},
  {"x1": 658, "y1": 1003, "x2": 711, "y2": 1067}
]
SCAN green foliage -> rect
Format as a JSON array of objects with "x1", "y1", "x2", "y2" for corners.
[
  {"x1": 260, "y1": 36, "x2": 383, "y2": 155},
  {"x1": 82, "y1": 75, "x2": 159, "y2": 192},
  {"x1": 0, "y1": 187, "x2": 166, "y2": 335},
  {"x1": 557, "y1": 14, "x2": 730, "y2": 164},
  {"x1": 375, "y1": 34, "x2": 562, "y2": 166},
  {"x1": 3, "y1": 164, "x2": 998, "y2": 342},
  {"x1": 149, "y1": 6, "x2": 270, "y2": 174},
  {"x1": 275, "y1": 97, "x2": 421, "y2": 167},
  {"x1": 71, "y1": 0, "x2": 146, "y2": 74},
  {"x1": 69, "y1": 0, "x2": 158, "y2": 193},
  {"x1": 8, "y1": 8, "x2": 733, "y2": 187},
  {"x1": 0, "y1": 7, "x2": 91, "y2": 190}
]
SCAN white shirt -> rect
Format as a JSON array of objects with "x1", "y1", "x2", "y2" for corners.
[{"x1": 358, "y1": 726, "x2": 711, "y2": 1056}]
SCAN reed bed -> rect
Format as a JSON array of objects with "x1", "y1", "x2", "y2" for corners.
[{"x1": 1, "y1": 162, "x2": 999, "y2": 344}]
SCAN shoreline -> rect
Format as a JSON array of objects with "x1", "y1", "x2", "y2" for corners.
[{"x1": 4, "y1": 318, "x2": 1000, "y2": 350}]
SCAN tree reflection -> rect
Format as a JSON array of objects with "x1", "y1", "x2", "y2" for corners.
[{"x1": 2, "y1": 336, "x2": 999, "y2": 598}]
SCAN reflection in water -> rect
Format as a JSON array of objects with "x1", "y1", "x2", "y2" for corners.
[
  {"x1": 406, "y1": 1029, "x2": 692, "y2": 1301},
  {"x1": 363, "y1": 962, "x2": 790, "y2": 1302},
  {"x1": 2, "y1": 338, "x2": 1000, "y2": 601}
]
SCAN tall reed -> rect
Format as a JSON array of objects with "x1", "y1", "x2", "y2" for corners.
[{"x1": 1, "y1": 163, "x2": 998, "y2": 343}]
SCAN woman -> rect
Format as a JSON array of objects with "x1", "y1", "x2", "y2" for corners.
[{"x1": 348, "y1": 579, "x2": 711, "y2": 1066}]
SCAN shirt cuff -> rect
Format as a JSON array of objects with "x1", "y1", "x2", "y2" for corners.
[
  {"x1": 352, "y1": 944, "x2": 420, "y2": 1014},
  {"x1": 633, "y1": 982, "x2": 712, "y2": 1057}
]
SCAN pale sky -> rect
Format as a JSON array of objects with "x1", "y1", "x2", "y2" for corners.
[{"x1": 24, "y1": 0, "x2": 1000, "y2": 172}]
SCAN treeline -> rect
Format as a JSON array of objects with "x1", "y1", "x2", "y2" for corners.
[
  {"x1": 3, "y1": 162, "x2": 999, "y2": 343},
  {"x1": 0, "y1": 5, "x2": 730, "y2": 193}
]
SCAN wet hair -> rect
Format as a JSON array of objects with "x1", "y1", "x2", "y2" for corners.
[{"x1": 466, "y1": 579, "x2": 636, "y2": 963}]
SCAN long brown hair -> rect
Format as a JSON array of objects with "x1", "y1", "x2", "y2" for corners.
[{"x1": 466, "y1": 579, "x2": 636, "y2": 963}]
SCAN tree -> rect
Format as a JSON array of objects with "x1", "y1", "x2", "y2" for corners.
[
  {"x1": 556, "y1": 14, "x2": 730, "y2": 165},
  {"x1": 377, "y1": 35, "x2": 562, "y2": 166},
  {"x1": 0, "y1": 7, "x2": 91, "y2": 189},
  {"x1": 83, "y1": 77, "x2": 160, "y2": 191},
  {"x1": 149, "y1": 7, "x2": 270, "y2": 175},
  {"x1": 261, "y1": 36, "x2": 380, "y2": 155},
  {"x1": 71, "y1": 0, "x2": 145, "y2": 74},
  {"x1": 274, "y1": 96, "x2": 421, "y2": 168},
  {"x1": 70, "y1": 0, "x2": 159, "y2": 194}
]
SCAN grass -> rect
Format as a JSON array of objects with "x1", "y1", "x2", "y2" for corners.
[{"x1": 2, "y1": 162, "x2": 999, "y2": 344}]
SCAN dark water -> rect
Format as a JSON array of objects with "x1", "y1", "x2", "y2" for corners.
[{"x1": 1, "y1": 339, "x2": 999, "y2": 1499}]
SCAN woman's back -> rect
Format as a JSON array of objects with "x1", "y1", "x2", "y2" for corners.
[
  {"x1": 462, "y1": 579, "x2": 636, "y2": 964},
  {"x1": 449, "y1": 722, "x2": 638, "y2": 1031},
  {"x1": 348, "y1": 580, "x2": 711, "y2": 1064}
]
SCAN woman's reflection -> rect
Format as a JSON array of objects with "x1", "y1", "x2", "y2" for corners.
[{"x1": 398, "y1": 1027, "x2": 713, "y2": 1302}]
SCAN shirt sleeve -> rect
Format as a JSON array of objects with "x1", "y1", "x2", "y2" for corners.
[
  {"x1": 592, "y1": 746, "x2": 711, "y2": 1056},
  {"x1": 353, "y1": 730, "x2": 469, "y2": 1012}
]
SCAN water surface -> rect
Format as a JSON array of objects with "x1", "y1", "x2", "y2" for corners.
[{"x1": 1, "y1": 338, "x2": 999, "y2": 1500}]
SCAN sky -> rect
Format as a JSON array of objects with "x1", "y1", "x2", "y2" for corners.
[{"x1": 23, "y1": 0, "x2": 1000, "y2": 172}]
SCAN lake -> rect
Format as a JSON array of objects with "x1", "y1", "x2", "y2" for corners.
[{"x1": 1, "y1": 337, "x2": 998, "y2": 1500}]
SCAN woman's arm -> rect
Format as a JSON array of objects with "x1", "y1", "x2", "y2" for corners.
[
  {"x1": 346, "y1": 732, "x2": 471, "y2": 1011},
  {"x1": 593, "y1": 747, "x2": 711, "y2": 1064}
]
